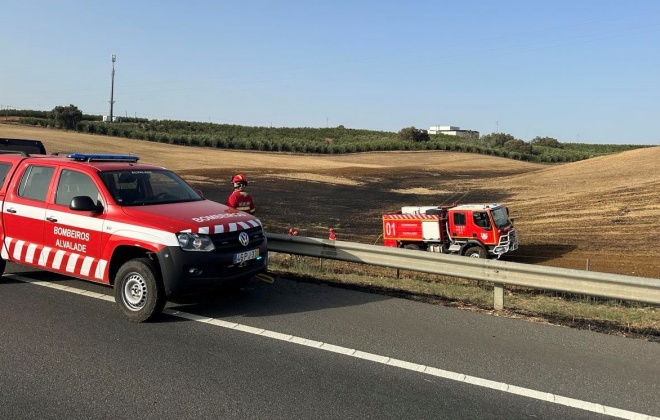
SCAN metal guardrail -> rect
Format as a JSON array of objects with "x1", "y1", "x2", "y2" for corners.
[{"x1": 266, "y1": 233, "x2": 660, "y2": 309}]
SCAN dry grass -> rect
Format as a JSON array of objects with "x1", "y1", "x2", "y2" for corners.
[
  {"x1": 503, "y1": 148, "x2": 660, "y2": 275},
  {"x1": 2, "y1": 124, "x2": 659, "y2": 339},
  {"x1": 2, "y1": 124, "x2": 658, "y2": 277}
]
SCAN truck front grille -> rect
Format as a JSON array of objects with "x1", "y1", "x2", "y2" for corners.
[{"x1": 210, "y1": 226, "x2": 265, "y2": 253}]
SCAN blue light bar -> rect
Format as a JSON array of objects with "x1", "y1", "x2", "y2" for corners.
[{"x1": 67, "y1": 153, "x2": 140, "y2": 162}]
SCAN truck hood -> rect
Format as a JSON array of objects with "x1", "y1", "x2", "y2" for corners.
[{"x1": 119, "y1": 200, "x2": 261, "y2": 234}]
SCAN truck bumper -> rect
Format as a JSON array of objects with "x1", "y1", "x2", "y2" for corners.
[
  {"x1": 156, "y1": 241, "x2": 269, "y2": 296},
  {"x1": 491, "y1": 229, "x2": 518, "y2": 257}
]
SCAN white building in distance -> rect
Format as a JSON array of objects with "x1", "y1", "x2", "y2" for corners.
[{"x1": 429, "y1": 125, "x2": 479, "y2": 138}]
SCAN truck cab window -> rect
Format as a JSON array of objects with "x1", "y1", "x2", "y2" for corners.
[
  {"x1": 473, "y1": 212, "x2": 491, "y2": 229},
  {"x1": 453, "y1": 212, "x2": 466, "y2": 226},
  {"x1": 18, "y1": 166, "x2": 55, "y2": 202},
  {"x1": 0, "y1": 163, "x2": 12, "y2": 189},
  {"x1": 56, "y1": 169, "x2": 102, "y2": 207}
]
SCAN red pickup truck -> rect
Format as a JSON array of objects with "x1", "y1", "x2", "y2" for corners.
[{"x1": 0, "y1": 143, "x2": 268, "y2": 322}]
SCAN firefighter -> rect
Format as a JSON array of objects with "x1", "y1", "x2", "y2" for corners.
[
  {"x1": 328, "y1": 228, "x2": 336, "y2": 240},
  {"x1": 226, "y1": 173, "x2": 255, "y2": 214}
]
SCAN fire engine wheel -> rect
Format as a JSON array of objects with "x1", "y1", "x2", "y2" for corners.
[
  {"x1": 114, "y1": 258, "x2": 166, "y2": 323},
  {"x1": 0, "y1": 257, "x2": 5, "y2": 277},
  {"x1": 403, "y1": 244, "x2": 422, "y2": 251},
  {"x1": 464, "y1": 246, "x2": 487, "y2": 259}
]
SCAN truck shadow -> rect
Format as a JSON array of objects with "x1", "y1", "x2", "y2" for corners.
[
  {"x1": 3, "y1": 264, "x2": 393, "y2": 324},
  {"x1": 501, "y1": 244, "x2": 578, "y2": 264},
  {"x1": 164, "y1": 273, "x2": 392, "y2": 323}
]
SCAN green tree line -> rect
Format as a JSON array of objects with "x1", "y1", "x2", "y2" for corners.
[{"x1": 5, "y1": 106, "x2": 648, "y2": 163}]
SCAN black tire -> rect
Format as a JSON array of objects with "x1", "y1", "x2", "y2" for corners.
[
  {"x1": 0, "y1": 257, "x2": 5, "y2": 277},
  {"x1": 114, "y1": 258, "x2": 166, "y2": 323},
  {"x1": 464, "y1": 246, "x2": 487, "y2": 259},
  {"x1": 403, "y1": 243, "x2": 422, "y2": 251}
]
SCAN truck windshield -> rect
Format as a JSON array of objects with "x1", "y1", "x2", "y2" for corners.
[
  {"x1": 100, "y1": 170, "x2": 203, "y2": 206},
  {"x1": 490, "y1": 207, "x2": 510, "y2": 228}
]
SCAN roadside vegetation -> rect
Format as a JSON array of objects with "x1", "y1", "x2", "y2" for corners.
[
  {"x1": 4, "y1": 106, "x2": 648, "y2": 163},
  {"x1": 269, "y1": 254, "x2": 660, "y2": 342}
]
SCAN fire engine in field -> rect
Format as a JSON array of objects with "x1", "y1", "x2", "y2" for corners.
[{"x1": 382, "y1": 203, "x2": 518, "y2": 259}]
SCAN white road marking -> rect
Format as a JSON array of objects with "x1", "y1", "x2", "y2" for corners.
[{"x1": 5, "y1": 273, "x2": 657, "y2": 420}]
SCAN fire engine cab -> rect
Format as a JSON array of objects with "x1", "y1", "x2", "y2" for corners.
[
  {"x1": 382, "y1": 203, "x2": 518, "y2": 259},
  {"x1": 0, "y1": 149, "x2": 268, "y2": 322}
]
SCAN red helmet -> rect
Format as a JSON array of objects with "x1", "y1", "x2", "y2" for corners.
[{"x1": 231, "y1": 174, "x2": 248, "y2": 185}]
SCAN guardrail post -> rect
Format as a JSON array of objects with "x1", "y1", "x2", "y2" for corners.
[{"x1": 493, "y1": 283, "x2": 504, "y2": 310}]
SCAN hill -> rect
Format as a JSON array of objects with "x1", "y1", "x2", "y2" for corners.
[
  {"x1": 504, "y1": 148, "x2": 660, "y2": 274},
  {"x1": 1, "y1": 124, "x2": 658, "y2": 278}
]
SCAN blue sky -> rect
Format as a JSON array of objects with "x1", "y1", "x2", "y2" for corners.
[{"x1": 2, "y1": 1, "x2": 659, "y2": 144}]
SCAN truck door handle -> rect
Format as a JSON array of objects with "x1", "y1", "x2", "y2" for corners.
[
  {"x1": 46, "y1": 216, "x2": 58, "y2": 222},
  {"x1": 6, "y1": 208, "x2": 16, "y2": 214}
]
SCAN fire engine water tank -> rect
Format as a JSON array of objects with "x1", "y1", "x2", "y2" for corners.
[{"x1": 401, "y1": 206, "x2": 440, "y2": 214}]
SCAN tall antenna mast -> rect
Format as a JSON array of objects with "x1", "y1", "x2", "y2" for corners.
[{"x1": 109, "y1": 54, "x2": 116, "y2": 122}]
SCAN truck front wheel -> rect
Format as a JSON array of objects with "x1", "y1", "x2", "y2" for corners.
[
  {"x1": 114, "y1": 258, "x2": 166, "y2": 323},
  {"x1": 464, "y1": 246, "x2": 487, "y2": 259}
]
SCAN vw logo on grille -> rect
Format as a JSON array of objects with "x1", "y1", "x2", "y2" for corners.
[{"x1": 238, "y1": 232, "x2": 250, "y2": 247}]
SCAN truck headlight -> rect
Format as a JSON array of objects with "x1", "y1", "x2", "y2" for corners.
[{"x1": 177, "y1": 233, "x2": 215, "y2": 252}]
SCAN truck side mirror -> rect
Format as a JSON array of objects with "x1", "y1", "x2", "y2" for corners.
[{"x1": 70, "y1": 196, "x2": 103, "y2": 213}]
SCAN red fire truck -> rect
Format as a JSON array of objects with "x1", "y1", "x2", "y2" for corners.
[
  {"x1": 382, "y1": 203, "x2": 518, "y2": 259},
  {"x1": 0, "y1": 149, "x2": 268, "y2": 322}
]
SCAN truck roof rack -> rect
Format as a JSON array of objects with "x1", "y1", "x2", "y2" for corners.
[
  {"x1": 0, "y1": 138, "x2": 47, "y2": 155},
  {"x1": 0, "y1": 150, "x2": 29, "y2": 157},
  {"x1": 66, "y1": 153, "x2": 140, "y2": 163}
]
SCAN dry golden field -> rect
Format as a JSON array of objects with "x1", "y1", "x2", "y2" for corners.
[{"x1": 2, "y1": 124, "x2": 659, "y2": 279}]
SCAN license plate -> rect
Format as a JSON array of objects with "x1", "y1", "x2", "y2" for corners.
[{"x1": 233, "y1": 249, "x2": 259, "y2": 264}]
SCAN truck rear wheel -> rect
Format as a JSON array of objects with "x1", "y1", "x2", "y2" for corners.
[
  {"x1": 464, "y1": 246, "x2": 487, "y2": 259},
  {"x1": 403, "y1": 243, "x2": 422, "y2": 251},
  {"x1": 114, "y1": 258, "x2": 166, "y2": 323}
]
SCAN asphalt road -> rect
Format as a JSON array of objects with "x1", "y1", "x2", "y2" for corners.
[{"x1": 1, "y1": 263, "x2": 658, "y2": 419}]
